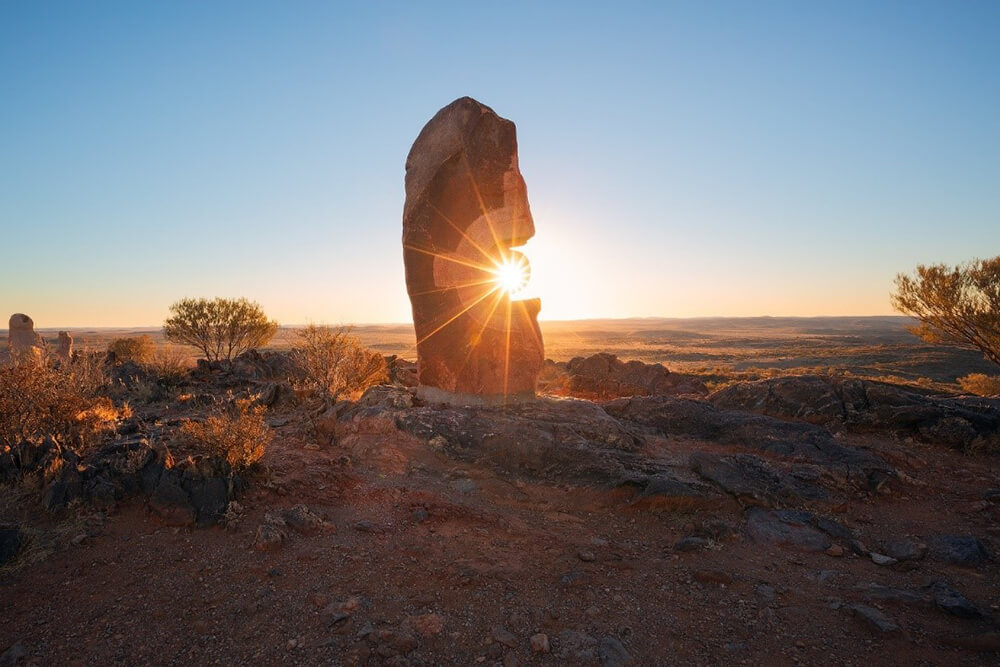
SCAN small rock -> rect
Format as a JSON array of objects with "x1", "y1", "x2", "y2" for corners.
[
  {"x1": 882, "y1": 538, "x2": 928, "y2": 562},
  {"x1": 407, "y1": 613, "x2": 444, "y2": 638},
  {"x1": 598, "y1": 636, "x2": 632, "y2": 666},
  {"x1": 530, "y1": 633, "x2": 550, "y2": 653},
  {"x1": 492, "y1": 626, "x2": 517, "y2": 648},
  {"x1": 354, "y1": 520, "x2": 379, "y2": 533},
  {"x1": 929, "y1": 535, "x2": 991, "y2": 567},
  {"x1": 825, "y1": 545, "x2": 844, "y2": 557},
  {"x1": 927, "y1": 580, "x2": 980, "y2": 618},
  {"x1": 578, "y1": 550, "x2": 596, "y2": 562},
  {"x1": 586, "y1": 605, "x2": 601, "y2": 618},
  {"x1": 412, "y1": 508, "x2": 429, "y2": 523},
  {"x1": 870, "y1": 553, "x2": 897, "y2": 566},
  {"x1": 341, "y1": 595, "x2": 363, "y2": 613},
  {"x1": 281, "y1": 505, "x2": 326, "y2": 534},
  {"x1": 502, "y1": 651, "x2": 520, "y2": 667},
  {"x1": 252, "y1": 523, "x2": 286, "y2": 551},
  {"x1": 673, "y1": 537, "x2": 708, "y2": 552},
  {"x1": 846, "y1": 604, "x2": 899, "y2": 635},
  {"x1": 267, "y1": 568, "x2": 282, "y2": 577}
]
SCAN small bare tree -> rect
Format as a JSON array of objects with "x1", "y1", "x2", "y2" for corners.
[
  {"x1": 293, "y1": 324, "x2": 388, "y2": 400},
  {"x1": 891, "y1": 256, "x2": 1000, "y2": 367},
  {"x1": 164, "y1": 297, "x2": 278, "y2": 362}
]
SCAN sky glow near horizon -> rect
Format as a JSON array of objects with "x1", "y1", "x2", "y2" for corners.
[{"x1": 1, "y1": 1, "x2": 998, "y2": 327}]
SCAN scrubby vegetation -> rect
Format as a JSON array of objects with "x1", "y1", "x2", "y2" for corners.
[
  {"x1": 892, "y1": 256, "x2": 1000, "y2": 368},
  {"x1": 179, "y1": 396, "x2": 272, "y2": 470},
  {"x1": 957, "y1": 373, "x2": 1000, "y2": 397},
  {"x1": 0, "y1": 354, "x2": 123, "y2": 450},
  {"x1": 164, "y1": 297, "x2": 278, "y2": 362},
  {"x1": 107, "y1": 334, "x2": 156, "y2": 364},
  {"x1": 292, "y1": 324, "x2": 388, "y2": 400}
]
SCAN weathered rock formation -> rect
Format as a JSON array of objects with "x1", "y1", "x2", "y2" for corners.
[
  {"x1": 402, "y1": 97, "x2": 544, "y2": 405},
  {"x1": 0, "y1": 436, "x2": 242, "y2": 526},
  {"x1": 539, "y1": 353, "x2": 709, "y2": 399},
  {"x1": 7, "y1": 313, "x2": 44, "y2": 362},
  {"x1": 709, "y1": 375, "x2": 1000, "y2": 452},
  {"x1": 56, "y1": 331, "x2": 73, "y2": 361}
]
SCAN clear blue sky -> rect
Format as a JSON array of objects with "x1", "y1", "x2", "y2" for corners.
[{"x1": 2, "y1": 0, "x2": 998, "y2": 326}]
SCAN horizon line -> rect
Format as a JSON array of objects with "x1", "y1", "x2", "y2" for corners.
[{"x1": 5, "y1": 313, "x2": 913, "y2": 332}]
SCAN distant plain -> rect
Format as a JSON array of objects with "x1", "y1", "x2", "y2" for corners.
[{"x1": 4, "y1": 316, "x2": 993, "y2": 393}]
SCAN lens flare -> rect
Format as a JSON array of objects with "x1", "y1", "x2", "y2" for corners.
[{"x1": 492, "y1": 254, "x2": 530, "y2": 296}]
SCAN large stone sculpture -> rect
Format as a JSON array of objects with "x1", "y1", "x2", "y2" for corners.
[
  {"x1": 403, "y1": 97, "x2": 544, "y2": 405},
  {"x1": 7, "y1": 313, "x2": 44, "y2": 363},
  {"x1": 57, "y1": 331, "x2": 73, "y2": 362}
]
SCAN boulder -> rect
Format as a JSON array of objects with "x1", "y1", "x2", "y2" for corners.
[
  {"x1": 540, "y1": 353, "x2": 708, "y2": 399},
  {"x1": 710, "y1": 375, "x2": 1000, "y2": 451},
  {"x1": 402, "y1": 97, "x2": 544, "y2": 405},
  {"x1": 929, "y1": 535, "x2": 992, "y2": 567},
  {"x1": 604, "y1": 395, "x2": 894, "y2": 489}
]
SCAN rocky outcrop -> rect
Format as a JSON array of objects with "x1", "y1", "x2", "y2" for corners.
[
  {"x1": 540, "y1": 353, "x2": 708, "y2": 399},
  {"x1": 0, "y1": 436, "x2": 241, "y2": 526},
  {"x1": 710, "y1": 375, "x2": 1000, "y2": 451},
  {"x1": 402, "y1": 97, "x2": 544, "y2": 405},
  {"x1": 385, "y1": 356, "x2": 418, "y2": 388},
  {"x1": 603, "y1": 395, "x2": 892, "y2": 486}
]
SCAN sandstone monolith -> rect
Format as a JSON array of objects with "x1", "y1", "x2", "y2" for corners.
[
  {"x1": 403, "y1": 97, "x2": 544, "y2": 405},
  {"x1": 57, "y1": 331, "x2": 73, "y2": 361},
  {"x1": 7, "y1": 313, "x2": 44, "y2": 363}
]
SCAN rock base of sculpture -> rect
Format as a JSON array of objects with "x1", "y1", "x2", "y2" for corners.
[{"x1": 416, "y1": 385, "x2": 537, "y2": 407}]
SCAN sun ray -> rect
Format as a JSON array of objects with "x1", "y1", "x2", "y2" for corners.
[
  {"x1": 415, "y1": 282, "x2": 503, "y2": 346},
  {"x1": 427, "y1": 201, "x2": 499, "y2": 266},
  {"x1": 502, "y1": 295, "x2": 513, "y2": 405},
  {"x1": 402, "y1": 243, "x2": 496, "y2": 274},
  {"x1": 456, "y1": 287, "x2": 507, "y2": 374},
  {"x1": 407, "y1": 277, "x2": 500, "y2": 297},
  {"x1": 461, "y1": 153, "x2": 508, "y2": 265}
]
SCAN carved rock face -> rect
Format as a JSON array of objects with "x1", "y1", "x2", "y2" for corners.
[{"x1": 403, "y1": 97, "x2": 544, "y2": 405}]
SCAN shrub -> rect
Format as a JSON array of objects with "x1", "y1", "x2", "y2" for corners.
[
  {"x1": 164, "y1": 297, "x2": 278, "y2": 362},
  {"x1": 0, "y1": 355, "x2": 117, "y2": 450},
  {"x1": 107, "y1": 335, "x2": 156, "y2": 364},
  {"x1": 891, "y1": 256, "x2": 1000, "y2": 368},
  {"x1": 957, "y1": 373, "x2": 1000, "y2": 397},
  {"x1": 148, "y1": 345, "x2": 191, "y2": 382},
  {"x1": 292, "y1": 324, "x2": 388, "y2": 400},
  {"x1": 180, "y1": 397, "x2": 272, "y2": 469}
]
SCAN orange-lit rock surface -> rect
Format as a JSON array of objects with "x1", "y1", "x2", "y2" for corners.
[{"x1": 402, "y1": 97, "x2": 543, "y2": 405}]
